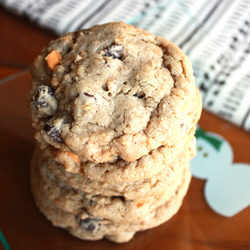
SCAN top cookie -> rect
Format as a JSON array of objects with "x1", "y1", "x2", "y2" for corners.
[{"x1": 28, "y1": 22, "x2": 196, "y2": 163}]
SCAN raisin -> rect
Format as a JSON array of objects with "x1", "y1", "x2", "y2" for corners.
[
  {"x1": 43, "y1": 124, "x2": 64, "y2": 143},
  {"x1": 133, "y1": 93, "x2": 145, "y2": 99},
  {"x1": 34, "y1": 85, "x2": 57, "y2": 117},
  {"x1": 34, "y1": 86, "x2": 54, "y2": 108},
  {"x1": 84, "y1": 93, "x2": 94, "y2": 98},
  {"x1": 80, "y1": 218, "x2": 99, "y2": 233},
  {"x1": 84, "y1": 92, "x2": 96, "y2": 100},
  {"x1": 104, "y1": 45, "x2": 123, "y2": 59},
  {"x1": 43, "y1": 124, "x2": 52, "y2": 132}
]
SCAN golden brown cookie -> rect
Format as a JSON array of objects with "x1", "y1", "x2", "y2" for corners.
[
  {"x1": 31, "y1": 163, "x2": 191, "y2": 243},
  {"x1": 32, "y1": 136, "x2": 195, "y2": 200},
  {"x1": 31, "y1": 153, "x2": 188, "y2": 223},
  {"x1": 34, "y1": 87, "x2": 201, "y2": 182},
  {"x1": 28, "y1": 22, "x2": 198, "y2": 164}
]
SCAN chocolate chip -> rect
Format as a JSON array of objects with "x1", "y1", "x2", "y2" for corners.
[
  {"x1": 104, "y1": 45, "x2": 123, "y2": 59},
  {"x1": 80, "y1": 218, "x2": 99, "y2": 233},
  {"x1": 43, "y1": 124, "x2": 64, "y2": 143}
]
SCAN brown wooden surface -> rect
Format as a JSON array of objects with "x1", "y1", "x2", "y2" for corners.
[{"x1": 0, "y1": 8, "x2": 250, "y2": 250}]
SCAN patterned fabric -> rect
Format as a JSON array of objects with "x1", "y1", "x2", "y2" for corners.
[{"x1": 2, "y1": 0, "x2": 250, "y2": 131}]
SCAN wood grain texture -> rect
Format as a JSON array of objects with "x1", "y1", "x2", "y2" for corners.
[{"x1": 0, "y1": 8, "x2": 249, "y2": 250}]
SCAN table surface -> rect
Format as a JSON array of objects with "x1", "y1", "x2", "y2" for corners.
[{"x1": 0, "y1": 8, "x2": 250, "y2": 250}]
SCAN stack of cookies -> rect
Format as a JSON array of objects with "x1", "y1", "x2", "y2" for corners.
[{"x1": 27, "y1": 22, "x2": 202, "y2": 243}]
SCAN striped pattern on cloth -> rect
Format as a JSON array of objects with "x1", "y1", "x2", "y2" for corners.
[{"x1": 2, "y1": 0, "x2": 250, "y2": 131}]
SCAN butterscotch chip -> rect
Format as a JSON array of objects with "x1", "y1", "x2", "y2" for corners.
[
  {"x1": 66, "y1": 151, "x2": 80, "y2": 163},
  {"x1": 45, "y1": 50, "x2": 61, "y2": 70}
]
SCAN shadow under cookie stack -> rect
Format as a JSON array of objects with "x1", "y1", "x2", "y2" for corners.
[{"x1": 28, "y1": 22, "x2": 202, "y2": 243}]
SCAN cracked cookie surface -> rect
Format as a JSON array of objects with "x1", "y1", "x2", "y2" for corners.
[
  {"x1": 28, "y1": 22, "x2": 197, "y2": 163},
  {"x1": 35, "y1": 87, "x2": 201, "y2": 182}
]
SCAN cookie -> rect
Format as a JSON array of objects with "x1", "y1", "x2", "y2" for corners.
[
  {"x1": 33, "y1": 135, "x2": 195, "y2": 200},
  {"x1": 28, "y1": 22, "x2": 197, "y2": 164},
  {"x1": 32, "y1": 153, "x2": 188, "y2": 223},
  {"x1": 35, "y1": 86, "x2": 201, "y2": 183},
  {"x1": 31, "y1": 164, "x2": 191, "y2": 243}
]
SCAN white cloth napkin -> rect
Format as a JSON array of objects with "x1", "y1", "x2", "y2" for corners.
[{"x1": 2, "y1": 0, "x2": 250, "y2": 131}]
